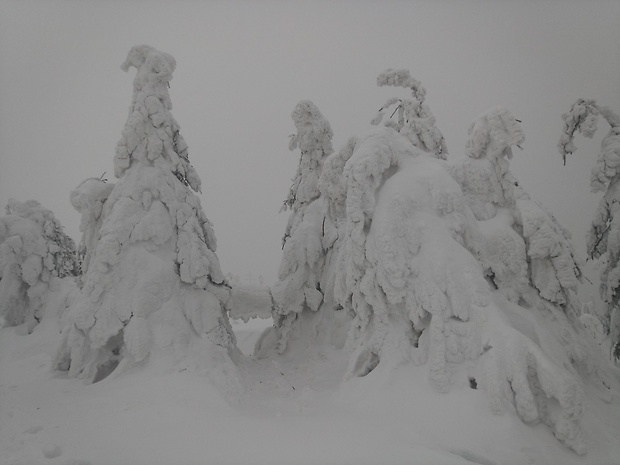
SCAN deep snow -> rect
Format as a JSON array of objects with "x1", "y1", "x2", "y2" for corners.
[{"x1": 1, "y1": 309, "x2": 619, "y2": 465}]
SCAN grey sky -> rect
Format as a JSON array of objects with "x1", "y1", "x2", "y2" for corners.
[{"x1": 1, "y1": 0, "x2": 619, "y2": 286}]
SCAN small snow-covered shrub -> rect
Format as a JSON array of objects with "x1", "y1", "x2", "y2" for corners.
[{"x1": 0, "y1": 199, "x2": 78, "y2": 328}]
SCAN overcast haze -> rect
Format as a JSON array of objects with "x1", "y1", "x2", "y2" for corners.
[{"x1": 1, "y1": 0, "x2": 619, "y2": 287}]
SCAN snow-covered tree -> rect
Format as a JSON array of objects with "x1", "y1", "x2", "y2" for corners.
[
  {"x1": 55, "y1": 45, "x2": 237, "y2": 383},
  {"x1": 265, "y1": 101, "x2": 337, "y2": 354},
  {"x1": 450, "y1": 107, "x2": 583, "y2": 316},
  {"x1": 0, "y1": 199, "x2": 78, "y2": 329},
  {"x1": 559, "y1": 98, "x2": 620, "y2": 362},
  {"x1": 371, "y1": 69, "x2": 447, "y2": 159},
  {"x1": 333, "y1": 120, "x2": 590, "y2": 453}
]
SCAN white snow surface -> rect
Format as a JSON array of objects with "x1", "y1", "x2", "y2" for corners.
[{"x1": 1, "y1": 310, "x2": 619, "y2": 465}]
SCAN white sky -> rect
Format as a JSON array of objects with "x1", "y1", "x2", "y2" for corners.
[{"x1": 1, "y1": 0, "x2": 619, "y2": 286}]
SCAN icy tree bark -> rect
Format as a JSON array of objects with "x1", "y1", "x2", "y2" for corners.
[{"x1": 55, "y1": 45, "x2": 236, "y2": 382}]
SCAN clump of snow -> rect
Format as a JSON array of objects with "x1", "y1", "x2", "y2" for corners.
[
  {"x1": 70, "y1": 177, "x2": 114, "y2": 280},
  {"x1": 55, "y1": 46, "x2": 237, "y2": 383},
  {"x1": 371, "y1": 68, "x2": 447, "y2": 159},
  {"x1": 0, "y1": 199, "x2": 78, "y2": 329}
]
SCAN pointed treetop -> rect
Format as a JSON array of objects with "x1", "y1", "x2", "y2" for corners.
[
  {"x1": 121, "y1": 44, "x2": 176, "y2": 87},
  {"x1": 466, "y1": 106, "x2": 524, "y2": 161},
  {"x1": 114, "y1": 45, "x2": 202, "y2": 192}
]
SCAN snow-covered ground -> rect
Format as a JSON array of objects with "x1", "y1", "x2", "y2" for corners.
[{"x1": 1, "y1": 313, "x2": 619, "y2": 465}]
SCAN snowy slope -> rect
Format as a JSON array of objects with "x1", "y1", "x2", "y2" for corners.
[{"x1": 1, "y1": 311, "x2": 619, "y2": 465}]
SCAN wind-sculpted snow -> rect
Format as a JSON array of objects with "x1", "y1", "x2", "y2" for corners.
[
  {"x1": 55, "y1": 46, "x2": 236, "y2": 382},
  {"x1": 333, "y1": 126, "x2": 587, "y2": 453},
  {"x1": 0, "y1": 199, "x2": 78, "y2": 328}
]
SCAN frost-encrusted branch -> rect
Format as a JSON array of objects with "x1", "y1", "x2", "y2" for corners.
[
  {"x1": 371, "y1": 69, "x2": 447, "y2": 159},
  {"x1": 558, "y1": 99, "x2": 620, "y2": 191}
]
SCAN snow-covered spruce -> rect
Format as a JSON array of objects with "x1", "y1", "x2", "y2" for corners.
[
  {"x1": 55, "y1": 45, "x2": 237, "y2": 383},
  {"x1": 559, "y1": 99, "x2": 620, "y2": 362},
  {"x1": 263, "y1": 101, "x2": 340, "y2": 355},
  {"x1": 335, "y1": 125, "x2": 587, "y2": 453},
  {"x1": 450, "y1": 107, "x2": 583, "y2": 312},
  {"x1": 371, "y1": 68, "x2": 447, "y2": 159},
  {"x1": 0, "y1": 199, "x2": 78, "y2": 329}
]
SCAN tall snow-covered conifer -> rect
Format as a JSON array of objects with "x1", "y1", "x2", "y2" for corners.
[
  {"x1": 55, "y1": 45, "x2": 237, "y2": 382},
  {"x1": 0, "y1": 199, "x2": 78, "y2": 329},
  {"x1": 266, "y1": 101, "x2": 338, "y2": 354},
  {"x1": 559, "y1": 98, "x2": 620, "y2": 362}
]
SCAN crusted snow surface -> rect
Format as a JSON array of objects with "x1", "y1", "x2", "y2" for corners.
[{"x1": 0, "y1": 199, "x2": 78, "y2": 329}]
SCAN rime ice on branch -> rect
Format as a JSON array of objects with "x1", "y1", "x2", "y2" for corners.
[
  {"x1": 0, "y1": 199, "x2": 78, "y2": 328},
  {"x1": 371, "y1": 69, "x2": 447, "y2": 159},
  {"x1": 55, "y1": 45, "x2": 236, "y2": 382},
  {"x1": 559, "y1": 99, "x2": 620, "y2": 362}
]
